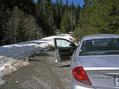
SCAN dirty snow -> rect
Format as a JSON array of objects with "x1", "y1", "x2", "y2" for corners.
[{"x1": 0, "y1": 34, "x2": 74, "y2": 85}]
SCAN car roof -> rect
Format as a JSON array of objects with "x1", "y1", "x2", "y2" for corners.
[{"x1": 82, "y1": 34, "x2": 119, "y2": 41}]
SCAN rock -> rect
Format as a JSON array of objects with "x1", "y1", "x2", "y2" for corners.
[
  {"x1": 4, "y1": 64, "x2": 16, "y2": 75},
  {"x1": 15, "y1": 81, "x2": 19, "y2": 84},
  {"x1": 23, "y1": 62, "x2": 30, "y2": 66}
]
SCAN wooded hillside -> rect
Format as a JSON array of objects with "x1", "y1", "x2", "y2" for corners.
[{"x1": 0, "y1": 0, "x2": 119, "y2": 45}]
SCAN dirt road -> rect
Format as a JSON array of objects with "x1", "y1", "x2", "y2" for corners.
[{"x1": 0, "y1": 51, "x2": 71, "y2": 89}]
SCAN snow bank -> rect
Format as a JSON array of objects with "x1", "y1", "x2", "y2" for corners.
[{"x1": 0, "y1": 34, "x2": 74, "y2": 85}]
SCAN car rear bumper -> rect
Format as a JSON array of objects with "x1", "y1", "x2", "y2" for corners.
[
  {"x1": 72, "y1": 85, "x2": 94, "y2": 89},
  {"x1": 72, "y1": 80, "x2": 94, "y2": 89}
]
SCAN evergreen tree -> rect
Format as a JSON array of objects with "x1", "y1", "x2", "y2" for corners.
[
  {"x1": 73, "y1": 0, "x2": 119, "y2": 41},
  {"x1": 60, "y1": 9, "x2": 70, "y2": 33},
  {"x1": 6, "y1": 7, "x2": 42, "y2": 44},
  {"x1": 35, "y1": 0, "x2": 56, "y2": 35},
  {"x1": 0, "y1": 7, "x2": 11, "y2": 45},
  {"x1": 6, "y1": 7, "x2": 20, "y2": 43},
  {"x1": 60, "y1": 4, "x2": 80, "y2": 33},
  {"x1": 53, "y1": 0, "x2": 65, "y2": 29}
]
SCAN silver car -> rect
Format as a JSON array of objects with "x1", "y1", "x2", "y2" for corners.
[{"x1": 54, "y1": 34, "x2": 119, "y2": 89}]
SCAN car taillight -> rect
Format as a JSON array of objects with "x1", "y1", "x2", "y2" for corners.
[{"x1": 72, "y1": 66, "x2": 92, "y2": 85}]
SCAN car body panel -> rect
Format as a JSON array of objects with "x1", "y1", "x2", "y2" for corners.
[
  {"x1": 72, "y1": 79, "x2": 94, "y2": 89},
  {"x1": 71, "y1": 55, "x2": 119, "y2": 88},
  {"x1": 77, "y1": 55, "x2": 119, "y2": 67}
]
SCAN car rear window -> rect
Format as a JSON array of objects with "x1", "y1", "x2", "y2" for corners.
[{"x1": 79, "y1": 38, "x2": 119, "y2": 56}]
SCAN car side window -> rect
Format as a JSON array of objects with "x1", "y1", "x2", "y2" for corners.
[{"x1": 56, "y1": 39, "x2": 72, "y2": 47}]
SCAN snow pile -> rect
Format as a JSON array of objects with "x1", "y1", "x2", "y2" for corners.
[{"x1": 0, "y1": 34, "x2": 74, "y2": 85}]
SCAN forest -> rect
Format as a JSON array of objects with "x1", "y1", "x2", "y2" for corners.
[{"x1": 0, "y1": 0, "x2": 119, "y2": 45}]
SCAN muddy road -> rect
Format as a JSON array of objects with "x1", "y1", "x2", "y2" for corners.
[{"x1": 0, "y1": 51, "x2": 71, "y2": 89}]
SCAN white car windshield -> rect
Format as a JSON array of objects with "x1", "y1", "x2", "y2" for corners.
[{"x1": 79, "y1": 38, "x2": 119, "y2": 56}]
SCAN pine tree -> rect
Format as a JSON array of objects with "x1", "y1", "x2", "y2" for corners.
[
  {"x1": 60, "y1": 4, "x2": 79, "y2": 33},
  {"x1": 0, "y1": 6, "x2": 11, "y2": 45},
  {"x1": 6, "y1": 7, "x2": 42, "y2": 44},
  {"x1": 6, "y1": 7, "x2": 21, "y2": 43},
  {"x1": 60, "y1": 10, "x2": 70, "y2": 33},
  {"x1": 73, "y1": 0, "x2": 119, "y2": 41},
  {"x1": 36, "y1": 0, "x2": 56, "y2": 35}
]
